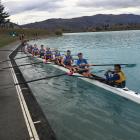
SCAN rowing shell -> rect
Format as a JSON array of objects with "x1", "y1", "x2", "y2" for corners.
[{"x1": 27, "y1": 53, "x2": 140, "y2": 104}]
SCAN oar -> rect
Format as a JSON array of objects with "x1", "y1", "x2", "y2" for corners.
[
  {"x1": 0, "y1": 50, "x2": 22, "y2": 52},
  {"x1": 0, "y1": 56, "x2": 31, "y2": 64},
  {"x1": 0, "y1": 73, "x2": 68, "y2": 88},
  {"x1": 94, "y1": 69, "x2": 106, "y2": 73},
  {"x1": 0, "y1": 61, "x2": 45, "y2": 71},
  {"x1": 15, "y1": 73, "x2": 67, "y2": 85},
  {"x1": 89, "y1": 64, "x2": 136, "y2": 68}
]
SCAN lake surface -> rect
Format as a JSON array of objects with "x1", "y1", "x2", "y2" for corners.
[{"x1": 16, "y1": 30, "x2": 140, "y2": 140}]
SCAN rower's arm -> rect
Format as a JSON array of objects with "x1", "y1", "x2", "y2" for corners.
[{"x1": 61, "y1": 57, "x2": 66, "y2": 67}]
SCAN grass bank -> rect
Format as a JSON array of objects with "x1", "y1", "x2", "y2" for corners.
[
  {"x1": 0, "y1": 28, "x2": 51, "y2": 48},
  {"x1": 0, "y1": 34, "x2": 18, "y2": 48}
]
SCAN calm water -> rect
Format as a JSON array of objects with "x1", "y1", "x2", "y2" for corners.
[{"x1": 16, "y1": 30, "x2": 140, "y2": 140}]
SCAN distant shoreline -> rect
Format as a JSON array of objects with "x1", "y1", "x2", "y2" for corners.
[
  {"x1": 62, "y1": 29, "x2": 140, "y2": 35},
  {"x1": 62, "y1": 27, "x2": 140, "y2": 34}
]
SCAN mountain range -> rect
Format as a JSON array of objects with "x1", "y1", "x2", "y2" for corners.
[{"x1": 22, "y1": 14, "x2": 140, "y2": 32}]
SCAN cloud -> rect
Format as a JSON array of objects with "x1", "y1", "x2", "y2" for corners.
[
  {"x1": 3, "y1": 0, "x2": 64, "y2": 14},
  {"x1": 1, "y1": 0, "x2": 140, "y2": 25},
  {"x1": 77, "y1": 0, "x2": 140, "y2": 9}
]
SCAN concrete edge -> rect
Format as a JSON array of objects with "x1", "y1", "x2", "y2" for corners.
[
  {"x1": 9, "y1": 45, "x2": 40, "y2": 140},
  {"x1": 9, "y1": 44, "x2": 57, "y2": 140}
]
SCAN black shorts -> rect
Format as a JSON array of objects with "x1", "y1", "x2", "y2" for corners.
[{"x1": 40, "y1": 53, "x2": 44, "y2": 58}]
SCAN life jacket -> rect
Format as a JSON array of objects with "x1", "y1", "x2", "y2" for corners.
[{"x1": 115, "y1": 71, "x2": 126, "y2": 84}]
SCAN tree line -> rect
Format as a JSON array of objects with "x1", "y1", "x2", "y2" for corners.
[{"x1": 0, "y1": 2, "x2": 10, "y2": 27}]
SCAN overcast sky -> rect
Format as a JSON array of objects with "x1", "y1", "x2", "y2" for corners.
[{"x1": 2, "y1": 0, "x2": 140, "y2": 25}]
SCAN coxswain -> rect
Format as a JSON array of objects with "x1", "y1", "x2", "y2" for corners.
[{"x1": 105, "y1": 64, "x2": 126, "y2": 88}]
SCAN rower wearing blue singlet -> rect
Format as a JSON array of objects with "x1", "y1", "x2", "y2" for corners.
[
  {"x1": 39, "y1": 45, "x2": 45, "y2": 58},
  {"x1": 45, "y1": 48, "x2": 53, "y2": 61},
  {"x1": 32, "y1": 44, "x2": 39, "y2": 56},
  {"x1": 62, "y1": 50, "x2": 73, "y2": 68},
  {"x1": 76, "y1": 53, "x2": 92, "y2": 77}
]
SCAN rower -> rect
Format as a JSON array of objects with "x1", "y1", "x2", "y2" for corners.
[
  {"x1": 54, "y1": 49, "x2": 61, "y2": 65},
  {"x1": 32, "y1": 44, "x2": 39, "y2": 56},
  {"x1": 76, "y1": 53, "x2": 92, "y2": 77},
  {"x1": 39, "y1": 45, "x2": 45, "y2": 58},
  {"x1": 54, "y1": 49, "x2": 61, "y2": 57},
  {"x1": 45, "y1": 47, "x2": 53, "y2": 61},
  {"x1": 105, "y1": 64, "x2": 126, "y2": 88},
  {"x1": 27, "y1": 44, "x2": 33, "y2": 54},
  {"x1": 62, "y1": 50, "x2": 73, "y2": 68}
]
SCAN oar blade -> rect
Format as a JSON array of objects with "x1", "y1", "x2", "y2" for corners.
[{"x1": 124, "y1": 64, "x2": 136, "y2": 68}]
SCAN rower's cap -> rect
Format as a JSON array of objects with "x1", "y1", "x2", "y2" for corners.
[
  {"x1": 67, "y1": 50, "x2": 71, "y2": 52},
  {"x1": 78, "y1": 52, "x2": 83, "y2": 56}
]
